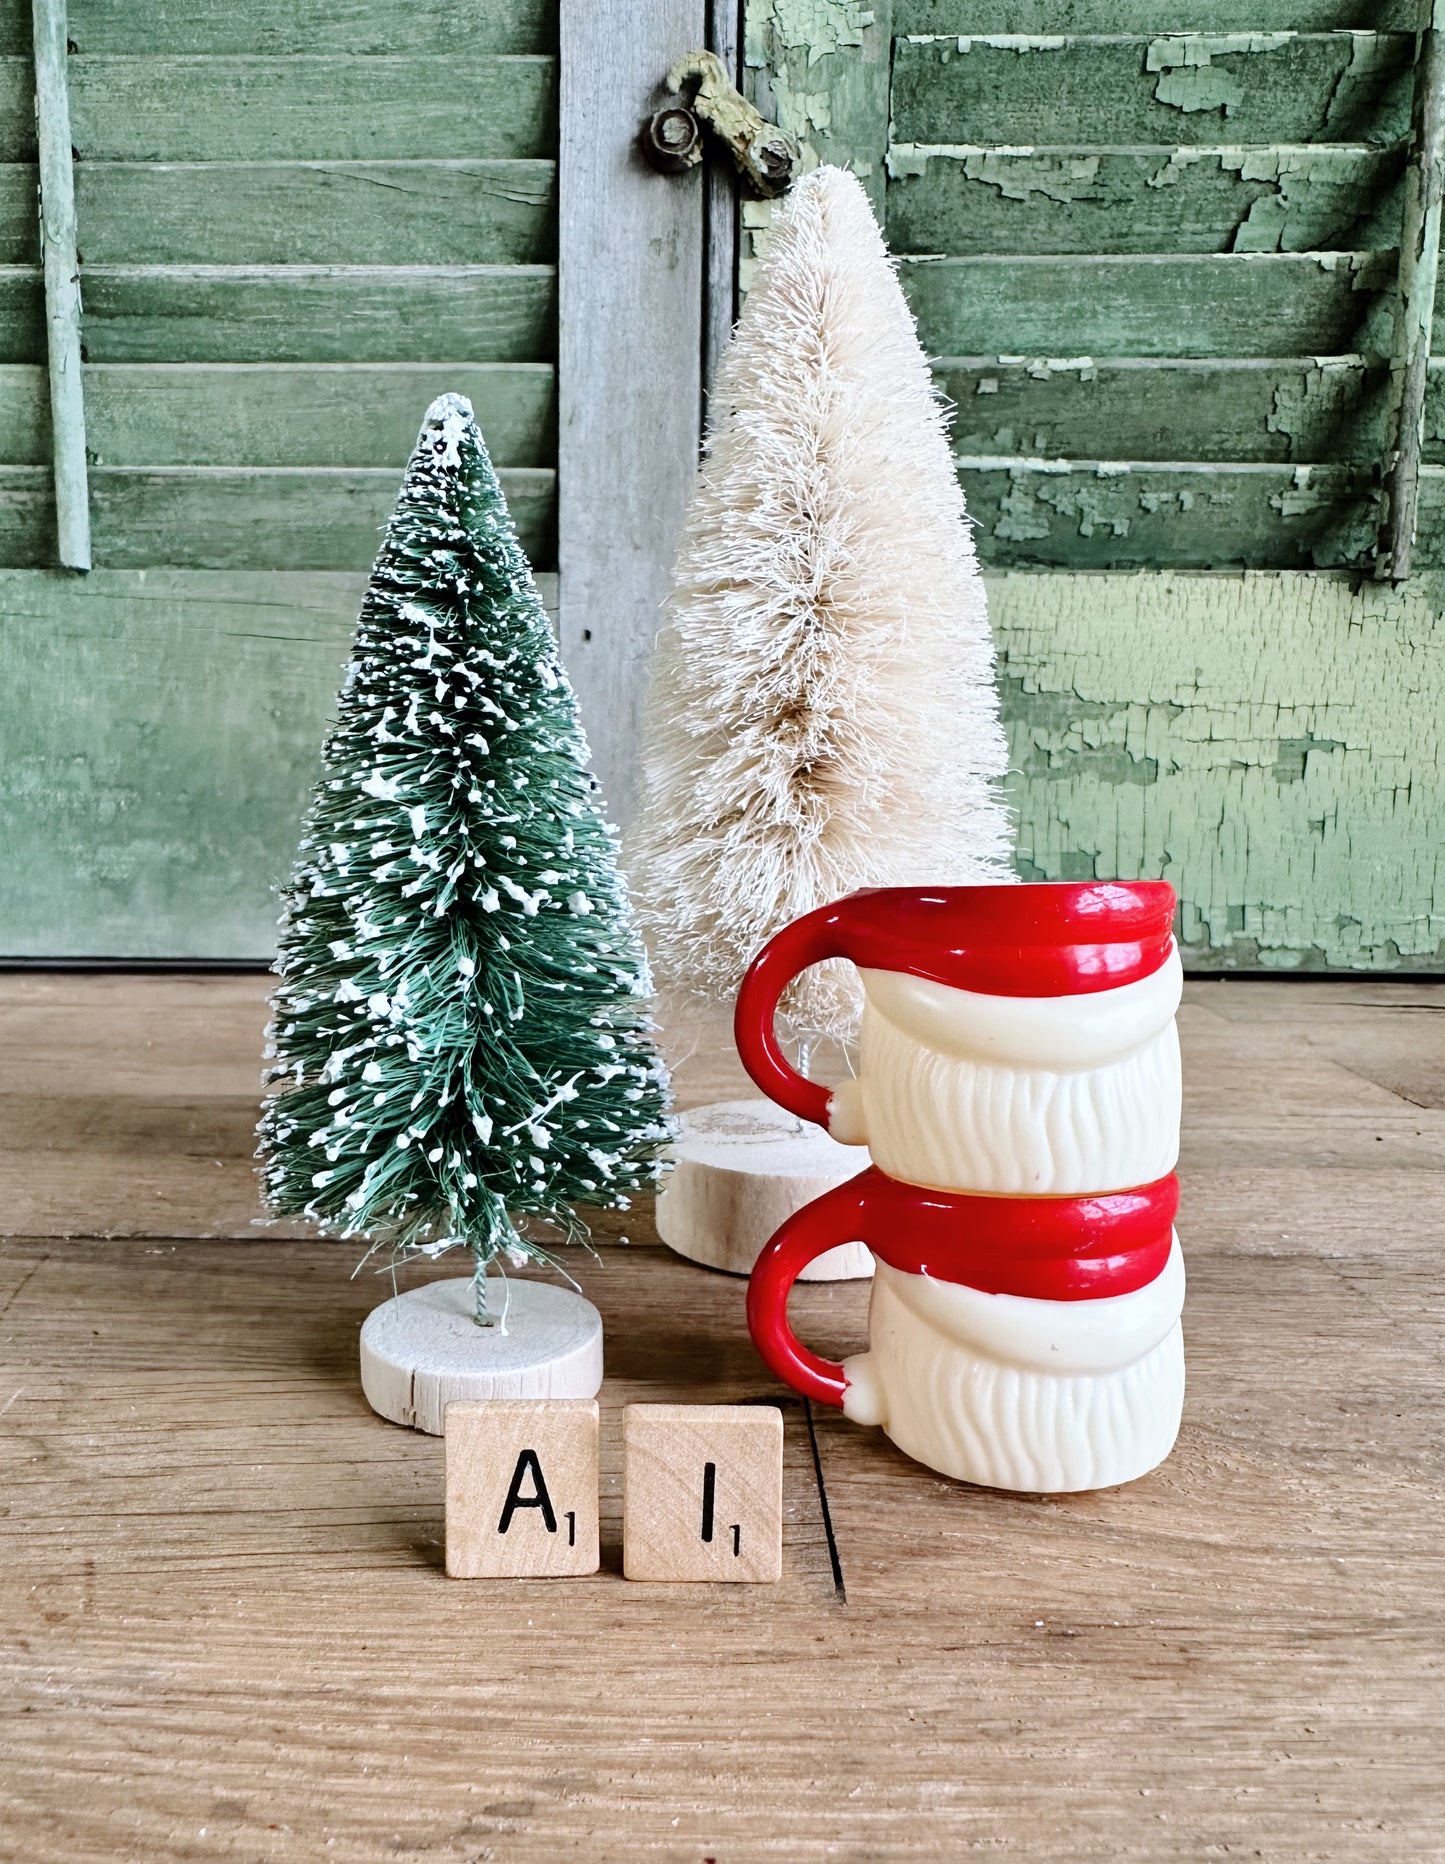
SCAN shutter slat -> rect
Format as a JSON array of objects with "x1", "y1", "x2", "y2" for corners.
[
  {"x1": 0, "y1": 362, "x2": 556, "y2": 467},
  {"x1": 956, "y1": 457, "x2": 1378, "y2": 569},
  {"x1": 903, "y1": 252, "x2": 1394, "y2": 359},
  {"x1": 70, "y1": 161, "x2": 555, "y2": 267},
  {"x1": 896, "y1": 4, "x2": 1420, "y2": 32},
  {"x1": 891, "y1": 34, "x2": 1414, "y2": 148},
  {"x1": 936, "y1": 357, "x2": 1388, "y2": 464},
  {"x1": 0, "y1": 464, "x2": 557, "y2": 569},
  {"x1": 887, "y1": 145, "x2": 1402, "y2": 256},
  {"x1": 68, "y1": 57, "x2": 556, "y2": 162},
  {"x1": 60, "y1": 264, "x2": 555, "y2": 364},
  {"x1": 56, "y1": 0, "x2": 558, "y2": 56}
]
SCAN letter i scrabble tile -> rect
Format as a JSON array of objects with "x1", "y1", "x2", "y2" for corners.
[{"x1": 622, "y1": 1403, "x2": 783, "y2": 1582}]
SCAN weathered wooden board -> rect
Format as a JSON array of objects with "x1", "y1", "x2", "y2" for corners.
[
  {"x1": 903, "y1": 252, "x2": 1394, "y2": 359},
  {"x1": 745, "y1": 0, "x2": 894, "y2": 209},
  {"x1": 0, "y1": 58, "x2": 29, "y2": 159},
  {"x1": 958, "y1": 459, "x2": 1379, "y2": 569},
  {"x1": 0, "y1": 465, "x2": 555, "y2": 569},
  {"x1": 67, "y1": 57, "x2": 557, "y2": 163},
  {"x1": 557, "y1": 0, "x2": 706, "y2": 829},
  {"x1": 0, "y1": 362, "x2": 555, "y2": 467},
  {"x1": 0, "y1": 569, "x2": 362, "y2": 956},
  {"x1": 0, "y1": 265, "x2": 41, "y2": 358},
  {"x1": 69, "y1": 161, "x2": 556, "y2": 267},
  {"x1": 895, "y1": 2, "x2": 1419, "y2": 27},
  {"x1": 950, "y1": 357, "x2": 1445, "y2": 470},
  {"x1": 937, "y1": 357, "x2": 1390, "y2": 465},
  {"x1": 60, "y1": 0, "x2": 558, "y2": 55},
  {"x1": 0, "y1": 163, "x2": 32, "y2": 262},
  {"x1": 3, "y1": 560, "x2": 1438, "y2": 965},
  {"x1": 890, "y1": 33, "x2": 1414, "y2": 149},
  {"x1": 991, "y1": 569, "x2": 1445, "y2": 968},
  {"x1": 72, "y1": 265, "x2": 556, "y2": 364},
  {"x1": 0, "y1": 569, "x2": 561, "y2": 959},
  {"x1": 885, "y1": 144, "x2": 1402, "y2": 256},
  {"x1": 0, "y1": 976, "x2": 1442, "y2": 1859}
]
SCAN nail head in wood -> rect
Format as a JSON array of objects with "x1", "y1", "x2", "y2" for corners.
[
  {"x1": 642, "y1": 105, "x2": 703, "y2": 174},
  {"x1": 445, "y1": 1399, "x2": 600, "y2": 1579},
  {"x1": 623, "y1": 1403, "x2": 783, "y2": 1583}
]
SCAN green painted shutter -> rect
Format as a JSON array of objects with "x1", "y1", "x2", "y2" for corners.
[
  {"x1": 747, "y1": 1, "x2": 1445, "y2": 970},
  {"x1": 0, "y1": 0, "x2": 558, "y2": 955}
]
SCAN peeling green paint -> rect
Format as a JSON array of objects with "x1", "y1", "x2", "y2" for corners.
[
  {"x1": 888, "y1": 142, "x2": 1401, "y2": 257},
  {"x1": 1147, "y1": 33, "x2": 1292, "y2": 118},
  {"x1": 888, "y1": 143, "x2": 1103, "y2": 204},
  {"x1": 891, "y1": 31, "x2": 1412, "y2": 146},
  {"x1": 989, "y1": 570, "x2": 1445, "y2": 969},
  {"x1": 758, "y1": 0, "x2": 875, "y2": 65},
  {"x1": 1323, "y1": 27, "x2": 1404, "y2": 132}
]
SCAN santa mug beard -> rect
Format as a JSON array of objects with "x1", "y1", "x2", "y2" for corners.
[
  {"x1": 828, "y1": 949, "x2": 1182, "y2": 1195},
  {"x1": 746, "y1": 1166, "x2": 1185, "y2": 1492},
  {"x1": 734, "y1": 879, "x2": 1182, "y2": 1197}
]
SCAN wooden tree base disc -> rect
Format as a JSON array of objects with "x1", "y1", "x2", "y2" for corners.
[
  {"x1": 656, "y1": 1098, "x2": 873, "y2": 1281},
  {"x1": 359, "y1": 1277, "x2": 603, "y2": 1435}
]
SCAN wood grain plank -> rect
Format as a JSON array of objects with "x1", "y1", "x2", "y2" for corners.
[
  {"x1": 0, "y1": 163, "x2": 34, "y2": 263},
  {"x1": 745, "y1": 0, "x2": 893, "y2": 212},
  {"x1": 0, "y1": 570, "x2": 557, "y2": 962},
  {"x1": 0, "y1": 362, "x2": 556, "y2": 467},
  {"x1": 902, "y1": 252, "x2": 1395, "y2": 359},
  {"x1": 936, "y1": 356, "x2": 1389, "y2": 465},
  {"x1": 67, "y1": 56, "x2": 557, "y2": 162},
  {"x1": 991, "y1": 568, "x2": 1445, "y2": 969},
  {"x1": 30, "y1": 0, "x2": 91, "y2": 570},
  {"x1": 557, "y1": 0, "x2": 706, "y2": 829},
  {"x1": 71, "y1": 160, "x2": 557, "y2": 267},
  {"x1": 0, "y1": 975, "x2": 1440, "y2": 1858},
  {"x1": 0, "y1": 263, "x2": 40, "y2": 358},
  {"x1": 958, "y1": 457, "x2": 1379, "y2": 569},
  {"x1": 895, "y1": 1, "x2": 1420, "y2": 27},
  {"x1": 939, "y1": 356, "x2": 1445, "y2": 470},
  {"x1": 886, "y1": 143, "x2": 1403, "y2": 256},
  {"x1": 0, "y1": 56, "x2": 31, "y2": 160},
  {"x1": 61, "y1": 0, "x2": 558, "y2": 55},
  {"x1": 890, "y1": 33, "x2": 1414, "y2": 149},
  {"x1": 968, "y1": 459, "x2": 1445, "y2": 569},
  {"x1": 75, "y1": 265, "x2": 556, "y2": 364},
  {"x1": 0, "y1": 464, "x2": 555, "y2": 569}
]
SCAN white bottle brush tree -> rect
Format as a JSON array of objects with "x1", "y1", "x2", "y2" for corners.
[
  {"x1": 630, "y1": 163, "x2": 1014, "y2": 1062},
  {"x1": 627, "y1": 165, "x2": 1014, "y2": 1280},
  {"x1": 259, "y1": 395, "x2": 672, "y2": 1324}
]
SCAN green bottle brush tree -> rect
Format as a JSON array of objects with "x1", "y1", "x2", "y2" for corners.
[{"x1": 259, "y1": 395, "x2": 672, "y2": 1325}]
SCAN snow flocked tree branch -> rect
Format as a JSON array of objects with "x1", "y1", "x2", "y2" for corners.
[{"x1": 259, "y1": 395, "x2": 672, "y2": 1323}]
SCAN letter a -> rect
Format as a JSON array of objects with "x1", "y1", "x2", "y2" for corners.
[{"x1": 497, "y1": 1448, "x2": 558, "y2": 1535}]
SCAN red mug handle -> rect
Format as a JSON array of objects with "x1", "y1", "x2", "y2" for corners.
[
  {"x1": 746, "y1": 1172, "x2": 874, "y2": 1409},
  {"x1": 734, "y1": 903, "x2": 849, "y2": 1128}
]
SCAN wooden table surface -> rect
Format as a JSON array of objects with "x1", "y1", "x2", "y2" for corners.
[{"x1": 1, "y1": 973, "x2": 1442, "y2": 1862}]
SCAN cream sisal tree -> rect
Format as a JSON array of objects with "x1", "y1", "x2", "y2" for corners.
[{"x1": 629, "y1": 163, "x2": 1014, "y2": 1278}]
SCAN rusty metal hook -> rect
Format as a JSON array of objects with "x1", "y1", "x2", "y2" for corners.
[{"x1": 641, "y1": 49, "x2": 799, "y2": 197}]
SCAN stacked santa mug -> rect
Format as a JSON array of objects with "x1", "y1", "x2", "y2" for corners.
[{"x1": 737, "y1": 882, "x2": 1185, "y2": 1493}]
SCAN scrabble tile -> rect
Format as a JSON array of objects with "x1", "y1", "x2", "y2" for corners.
[
  {"x1": 445, "y1": 1399, "x2": 599, "y2": 1578},
  {"x1": 622, "y1": 1403, "x2": 783, "y2": 1583}
]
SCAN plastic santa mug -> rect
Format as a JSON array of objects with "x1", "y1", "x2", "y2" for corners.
[{"x1": 736, "y1": 881, "x2": 1187, "y2": 1491}]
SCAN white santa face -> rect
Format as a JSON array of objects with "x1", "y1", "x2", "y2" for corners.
[{"x1": 826, "y1": 945, "x2": 1184, "y2": 1196}]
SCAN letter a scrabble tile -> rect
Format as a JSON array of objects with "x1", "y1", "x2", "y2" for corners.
[
  {"x1": 445, "y1": 1399, "x2": 599, "y2": 1578},
  {"x1": 622, "y1": 1403, "x2": 783, "y2": 1583}
]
